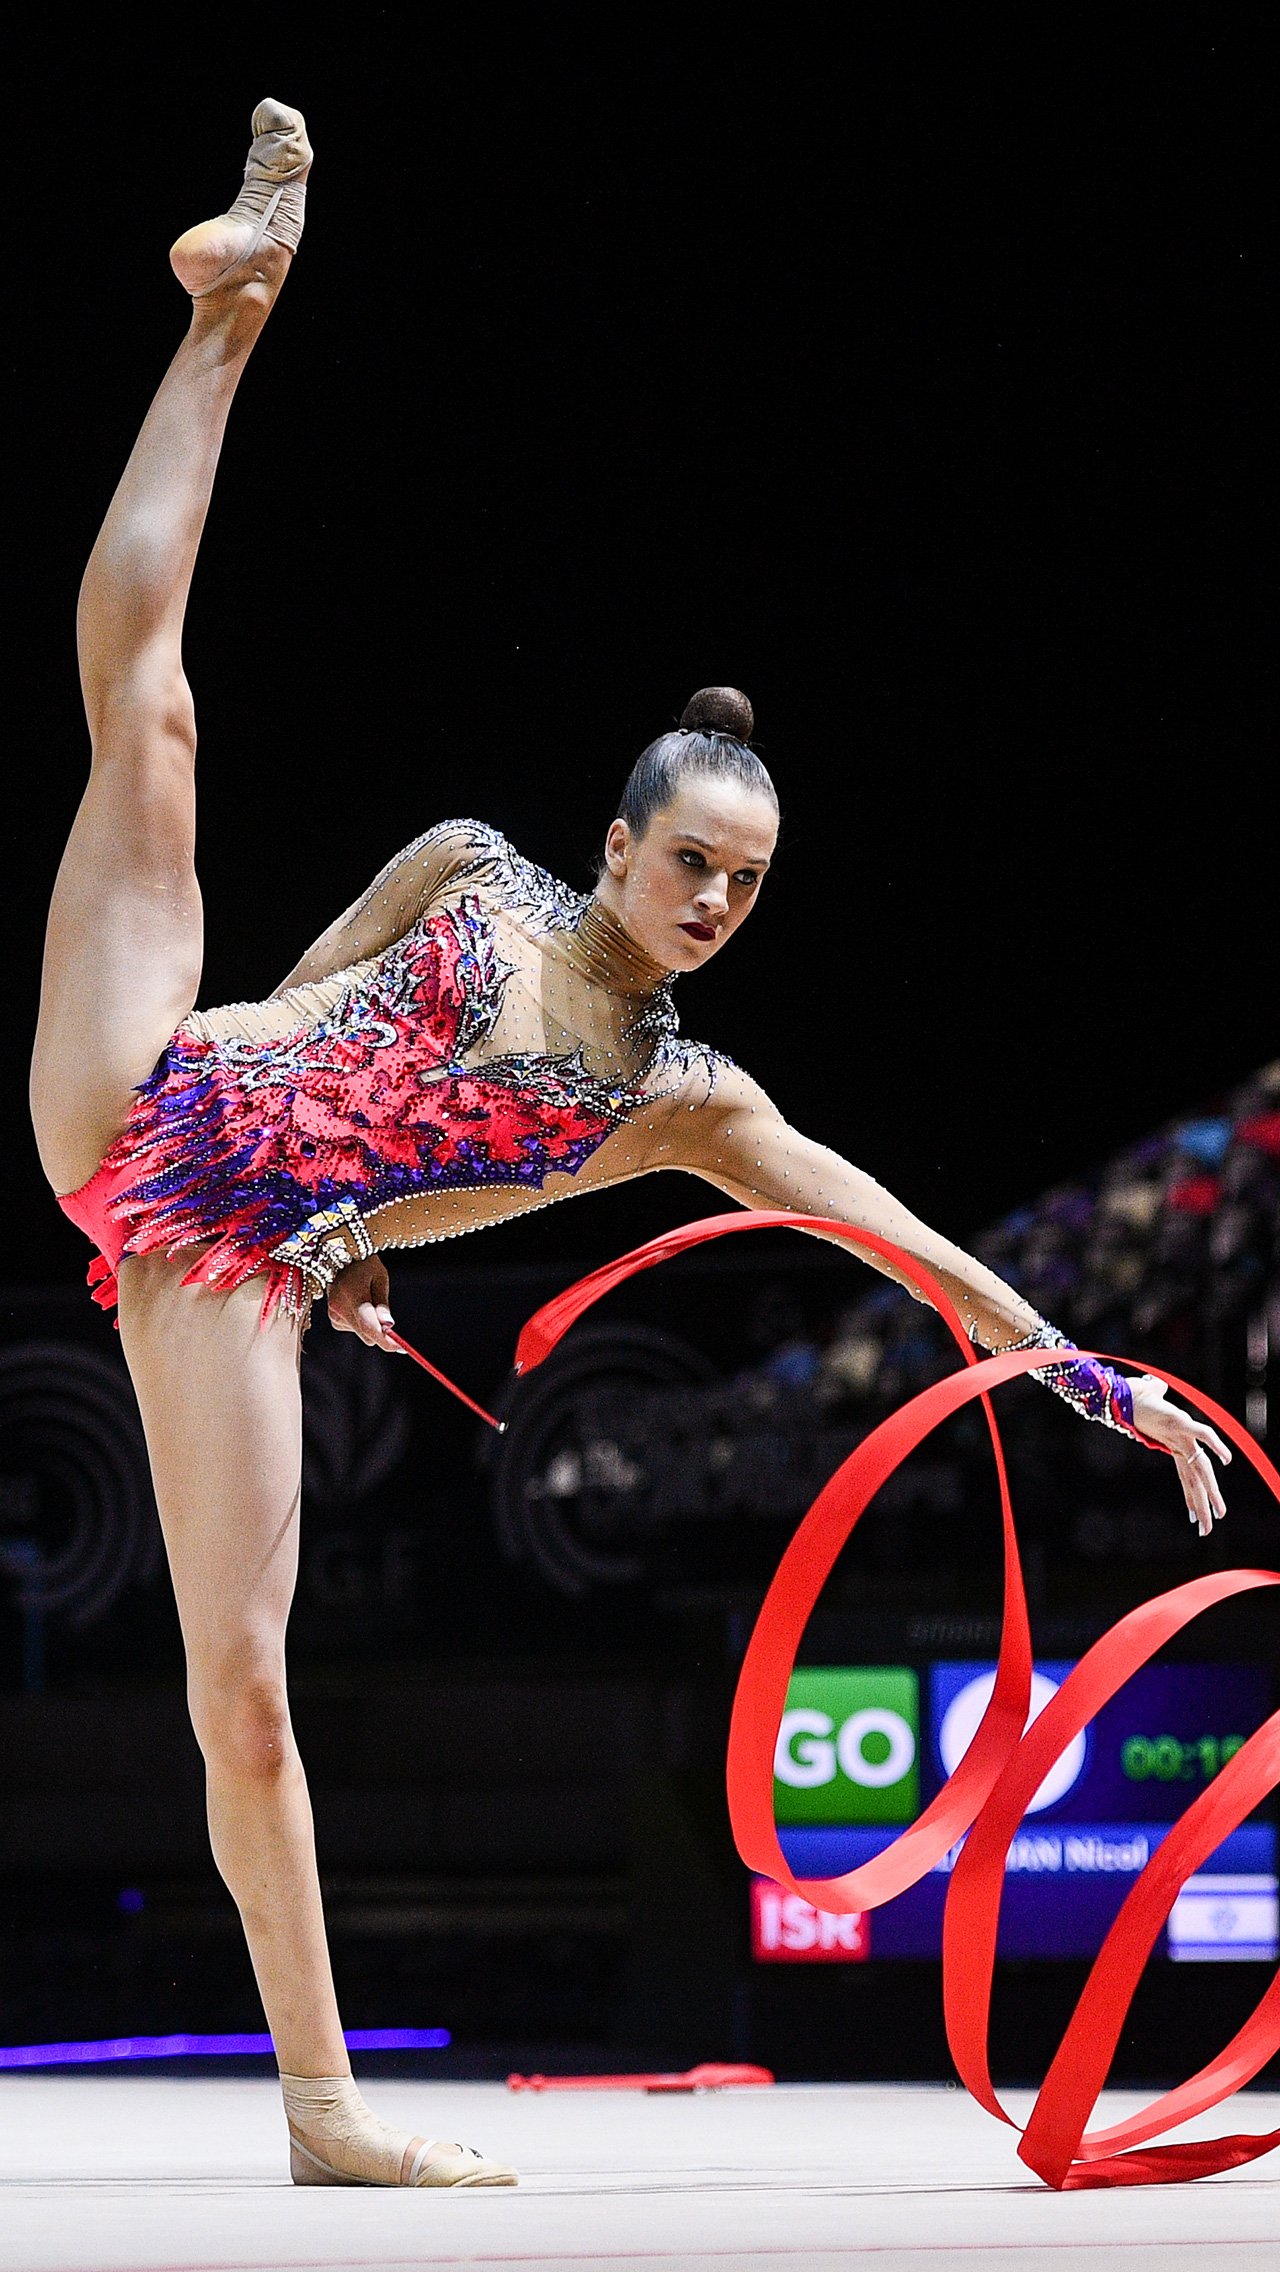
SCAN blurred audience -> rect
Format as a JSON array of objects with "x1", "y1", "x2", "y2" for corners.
[{"x1": 817, "y1": 1060, "x2": 1280, "y2": 1416}]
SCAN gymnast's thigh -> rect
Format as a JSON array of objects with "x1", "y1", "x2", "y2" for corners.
[
  {"x1": 31, "y1": 701, "x2": 205, "y2": 1196},
  {"x1": 117, "y1": 1255, "x2": 304, "y2": 1667}
]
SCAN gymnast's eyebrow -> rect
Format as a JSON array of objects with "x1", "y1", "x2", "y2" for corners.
[{"x1": 678, "y1": 833, "x2": 771, "y2": 865}]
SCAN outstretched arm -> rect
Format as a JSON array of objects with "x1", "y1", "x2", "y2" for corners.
[
  {"x1": 273, "y1": 819, "x2": 498, "y2": 992},
  {"x1": 673, "y1": 1063, "x2": 1229, "y2": 1532}
]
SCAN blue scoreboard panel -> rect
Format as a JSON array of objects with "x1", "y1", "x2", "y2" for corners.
[{"x1": 755, "y1": 1659, "x2": 1276, "y2": 1964}]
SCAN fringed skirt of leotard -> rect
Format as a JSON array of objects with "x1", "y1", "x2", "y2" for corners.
[{"x1": 57, "y1": 901, "x2": 625, "y2": 1319}]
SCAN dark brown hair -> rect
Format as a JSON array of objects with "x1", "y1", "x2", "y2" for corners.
[{"x1": 615, "y1": 687, "x2": 777, "y2": 841}]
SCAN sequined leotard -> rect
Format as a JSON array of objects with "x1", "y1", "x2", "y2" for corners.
[{"x1": 57, "y1": 821, "x2": 1140, "y2": 1435}]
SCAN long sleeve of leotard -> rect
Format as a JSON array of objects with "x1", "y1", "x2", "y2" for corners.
[
  {"x1": 661, "y1": 1061, "x2": 1148, "y2": 1437},
  {"x1": 273, "y1": 819, "x2": 498, "y2": 992}
]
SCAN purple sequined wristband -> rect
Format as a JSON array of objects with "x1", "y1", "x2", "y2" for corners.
[{"x1": 1005, "y1": 1322, "x2": 1145, "y2": 1442}]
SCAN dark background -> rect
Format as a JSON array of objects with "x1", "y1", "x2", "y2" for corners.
[
  {"x1": 7, "y1": 13, "x2": 1274, "y2": 1283},
  {"x1": 2, "y1": 15, "x2": 1275, "y2": 2086}
]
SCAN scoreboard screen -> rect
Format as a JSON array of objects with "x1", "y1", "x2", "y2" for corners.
[{"x1": 753, "y1": 1658, "x2": 1277, "y2": 1964}]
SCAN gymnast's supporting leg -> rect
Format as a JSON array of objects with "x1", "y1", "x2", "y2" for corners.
[
  {"x1": 119, "y1": 1260, "x2": 506, "y2": 2181},
  {"x1": 117, "y1": 1262, "x2": 348, "y2": 2075}
]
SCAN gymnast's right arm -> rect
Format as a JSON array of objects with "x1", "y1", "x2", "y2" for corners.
[
  {"x1": 328, "y1": 1252, "x2": 399, "y2": 1353},
  {"x1": 278, "y1": 822, "x2": 500, "y2": 1351},
  {"x1": 272, "y1": 819, "x2": 494, "y2": 991}
]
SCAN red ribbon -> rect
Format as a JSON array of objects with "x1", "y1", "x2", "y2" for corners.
[{"x1": 513, "y1": 1208, "x2": 1280, "y2": 2189}]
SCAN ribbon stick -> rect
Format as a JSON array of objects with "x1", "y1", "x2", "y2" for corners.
[
  {"x1": 512, "y1": 1209, "x2": 1280, "y2": 2189},
  {"x1": 384, "y1": 1330, "x2": 505, "y2": 1431}
]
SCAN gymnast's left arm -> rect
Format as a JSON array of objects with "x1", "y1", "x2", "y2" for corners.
[{"x1": 670, "y1": 1061, "x2": 1230, "y2": 1535}]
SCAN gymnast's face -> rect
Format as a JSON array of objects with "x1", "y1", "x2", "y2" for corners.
[{"x1": 600, "y1": 775, "x2": 778, "y2": 973}]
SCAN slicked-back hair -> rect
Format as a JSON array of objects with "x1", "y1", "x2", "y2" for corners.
[{"x1": 612, "y1": 687, "x2": 777, "y2": 845}]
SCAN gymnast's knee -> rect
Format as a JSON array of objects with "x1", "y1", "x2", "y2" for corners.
[{"x1": 190, "y1": 1657, "x2": 294, "y2": 1784}]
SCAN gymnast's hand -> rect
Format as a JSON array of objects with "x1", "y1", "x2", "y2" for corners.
[
  {"x1": 1128, "y1": 1377, "x2": 1231, "y2": 1537},
  {"x1": 326, "y1": 1255, "x2": 402, "y2": 1352}
]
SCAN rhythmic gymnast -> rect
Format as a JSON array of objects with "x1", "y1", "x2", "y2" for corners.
[{"x1": 30, "y1": 100, "x2": 1230, "y2": 2190}]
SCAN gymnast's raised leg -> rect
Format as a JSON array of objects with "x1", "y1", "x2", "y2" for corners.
[{"x1": 28, "y1": 102, "x2": 513, "y2": 2188}]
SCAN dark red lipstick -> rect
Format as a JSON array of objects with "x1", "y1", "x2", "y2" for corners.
[{"x1": 680, "y1": 922, "x2": 717, "y2": 943}]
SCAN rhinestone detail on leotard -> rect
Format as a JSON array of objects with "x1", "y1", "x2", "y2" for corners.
[{"x1": 86, "y1": 824, "x2": 718, "y2": 1314}]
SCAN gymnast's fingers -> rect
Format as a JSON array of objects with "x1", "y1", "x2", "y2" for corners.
[
  {"x1": 1194, "y1": 1421, "x2": 1232, "y2": 1467},
  {"x1": 354, "y1": 1298, "x2": 401, "y2": 1352},
  {"x1": 1179, "y1": 1442, "x2": 1226, "y2": 1535}
]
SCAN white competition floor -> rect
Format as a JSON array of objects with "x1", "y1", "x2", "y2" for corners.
[{"x1": 2, "y1": 2076, "x2": 1279, "y2": 2272}]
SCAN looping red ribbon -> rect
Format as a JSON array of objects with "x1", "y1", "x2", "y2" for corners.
[{"x1": 514, "y1": 1208, "x2": 1280, "y2": 2189}]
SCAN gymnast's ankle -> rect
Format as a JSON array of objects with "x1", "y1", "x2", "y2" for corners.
[{"x1": 280, "y1": 2071, "x2": 518, "y2": 2189}]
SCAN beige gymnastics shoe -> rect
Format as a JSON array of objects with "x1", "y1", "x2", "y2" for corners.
[
  {"x1": 282, "y1": 2071, "x2": 519, "y2": 2188},
  {"x1": 171, "y1": 98, "x2": 312, "y2": 299},
  {"x1": 290, "y1": 2133, "x2": 520, "y2": 2188}
]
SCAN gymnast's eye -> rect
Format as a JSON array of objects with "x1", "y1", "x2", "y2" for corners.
[
  {"x1": 734, "y1": 870, "x2": 759, "y2": 889},
  {"x1": 678, "y1": 849, "x2": 706, "y2": 869}
]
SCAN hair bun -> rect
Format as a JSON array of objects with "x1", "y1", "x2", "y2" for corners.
[{"x1": 679, "y1": 686, "x2": 754, "y2": 742}]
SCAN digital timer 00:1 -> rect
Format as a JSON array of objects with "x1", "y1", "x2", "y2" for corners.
[{"x1": 1121, "y1": 1733, "x2": 1245, "y2": 1782}]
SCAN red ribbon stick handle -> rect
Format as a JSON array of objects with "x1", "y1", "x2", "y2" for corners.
[
  {"x1": 513, "y1": 1208, "x2": 1280, "y2": 2189},
  {"x1": 384, "y1": 1330, "x2": 505, "y2": 1431}
]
